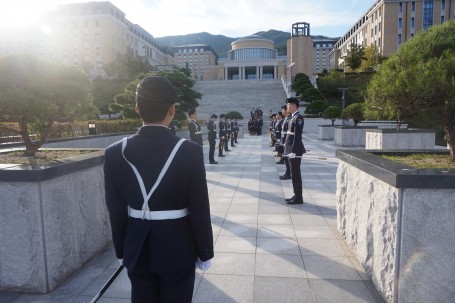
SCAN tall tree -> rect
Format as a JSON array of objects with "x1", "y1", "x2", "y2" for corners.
[
  {"x1": 344, "y1": 43, "x2": 366, "y2": 72},
  {"x1": 360, "y1": 44, "x2": 385, "y2": 72},
  {"x1": 366, "y1": 20, "x2": 455, "y2": 160},
  {"x1": 110, "y1": 69, "x2": 201, "y2": 119},
  {"x1": 0, "y1": 55, "x2": 95, "y2": 156}
]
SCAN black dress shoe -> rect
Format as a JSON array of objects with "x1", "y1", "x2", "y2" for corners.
[
  {"x1": 231, "y1": 145, "x2": 236, "y2": 147},
  {"x1": 276, "y1": 159, "x2": 285, "y2": 164},
  {"x1": 225, "y1": 149, "x2": 231, "y2": 152},
  {"x1": 287, "y1": 198, "x2": 304, "y2": 205},
  {"x1": 218, "y1": 154, "x2": 225, "y2": 157},
  {"x1": 209, "y1": 161, "x2": 218, "y2": 164},
  {"x1": 285, "y1": 195, "x2": 295, "y2": 202},
  {"x1": 279, "y1": 175, "x2": 291, "y2": 180}
]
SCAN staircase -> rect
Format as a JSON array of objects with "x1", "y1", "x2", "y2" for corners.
[{"x1": 194, "y1": 79, "x2": 287, "y2": 120}]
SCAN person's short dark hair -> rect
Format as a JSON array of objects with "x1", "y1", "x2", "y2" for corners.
[
  {"x1": 220, "y1": 114, "x2": 226, "y2": 119},
  {"x1": 271, "y1": 114, "x2": 276, "y2": 117},
  {"x1": 210, "y1": 114, "x2": 218, "y2": 119},
  {"x1": 286, "y1": 97, "x2": 300, "y2": 107},
  {"x1": 188, "y1": 108, "x2": 196, "y2": 116},
  {"x1": 136, "y1": 76, "x2": 177, "y2": 123},
  {"x1": 277, "y1": 112, "x2": 283, "y2": 117},
  {"x1": 281, "y1": 105, "x2": 287, "y2": 110}
]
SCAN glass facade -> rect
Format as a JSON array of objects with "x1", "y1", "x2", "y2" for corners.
[
  {"x1": 228, "y1": 48, "x2": 277, "y2": 61},
  {"x1": 423, "y1": 0, "x2": 434, "y2": 30}
]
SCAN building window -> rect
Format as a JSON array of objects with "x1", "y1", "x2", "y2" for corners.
[
  {"x1": 399, "y1": 2, "x2": 403, "y2": 13},
  {"x1": 423, "y1": 0, "x2": 434, "y2": 30},
  {"x1": 398, "y1": 34, "x2": 402, "y2": 45},
  {"x1": 442, "y1": 0, "x2": 445, "y2": 10},
  {"x1": 441, "y1": 15, "x2": 445, "y2": 23},
  {"x1": 398, "y1": 18, "x2": 402, "y2": 29},
  {"x1": 412, "y1": 2, "x2": 416, "y2": 11},
  {"x1": 411, "y1": 17, "x2": 415, "y2": 28}
]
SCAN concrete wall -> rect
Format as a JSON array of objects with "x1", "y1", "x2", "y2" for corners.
[
  {"x1": 336, "y1": 159, "x2": 455, "y2": 303},
  {"x1": 365, "y1": 130, "x2": 436, "y2": 150},
  {"x1": 0, "y1": 156, "x2": 110, "y2": 293},
  {"x1": 317, "y1": 125, "x2": 335, "y2": 140},
  {"x1": 334, "y1": 126, "x2": 378, "y2": 147}
]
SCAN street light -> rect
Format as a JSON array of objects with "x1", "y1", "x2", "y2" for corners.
[
  {"x1": 288, "y1": 62, "x2": 295, "y2": 84},
  {"x1": 338, "y1": 88, "x2": 349, "y2": 125}
]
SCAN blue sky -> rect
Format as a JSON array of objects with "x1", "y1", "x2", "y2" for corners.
[{"x1": 0, "y1": 0, "x2": 376, "y2": 38}]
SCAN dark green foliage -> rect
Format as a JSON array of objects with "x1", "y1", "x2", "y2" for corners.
[
  {"x1": 366, "y1": 20, "x2": 455, "y2": 159},
  {"x1": 300, "y1": 88, "x2": 326, "y2": 103},
  {"x1": 322, "y1": 106, "x2": 343, "y2": 125},
  {"x1": 226, "y1": 111, "x2": 244, "y2": 120},
  {"x1": 344, "y1": 43, "x2": 366, "y2": 71},
  {"x1": 0, "y1": 54, "x2": 95, "y2": 156},
  {"x1": 341, "y1": 103, "x2": 364, "y2": 126},
  {"x1": 317, "y1": 71, "x2": 372, "y2": 105},
  {"x1": 304, "y1": 100, "x2": 329, "y2": 116}
]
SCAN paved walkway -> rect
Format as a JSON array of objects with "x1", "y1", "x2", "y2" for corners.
[{"x1": 1, "y1": 129, "x2": 384, "y2": 303}]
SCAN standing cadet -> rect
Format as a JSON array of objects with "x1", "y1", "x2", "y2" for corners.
[
  {"x1": 283, "y1": 97, "x2": 306, "y2": 205},
  {"x1": 224, "y1": 116, "x2": 232, "y2": 152},
  {"x1": 207, "y1": 114, "x2": 218, "y2": 164},
  {"x1": 104, "y1": 76, "x2": 213, "y2": 303},
  {"x1": 233, "y1": 117, "x2": 239, "y2": 144},
  {"x1": 275, "y1": 112, "x2": 285, "y2": 164},
  {"x1": 187, "y1": 108, "x2": 203, "y2": 145},
  {"x1": 279, "y1": 105, "x2": 292, "y2": 176},
  {"x1": 218, "y1": 114, "x2": 226, "y2": 157},
  {"x1": 229, "y1": 116, "x2": 236, "y2": 147}
]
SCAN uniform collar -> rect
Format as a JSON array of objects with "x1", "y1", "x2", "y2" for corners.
[
  {"x1": 137, "y1": 124, "x2": 170, "y2": 135},
  {"x1": 292, "y1": 111, "x2": 300, "y2": 117}
]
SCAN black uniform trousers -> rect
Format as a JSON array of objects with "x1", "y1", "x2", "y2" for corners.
[
  {"x1": 218, "y1": 138, "x2": 224, "y2": 155},
  {"x1": 224, "y1": 134, "x2": 230, "y2": 150},
  {"x1": 284, "y1": 157, "x2": 291, "y2": 176},
  {"x1": 209, "y1": 139, "x2": 216, "y2": 162},
  {"x1": 289, "y1": 158, "x2": 302, "y2": 198},
  {"x1": 128, "y1": 242, "x2": 195, "y2": 303}
]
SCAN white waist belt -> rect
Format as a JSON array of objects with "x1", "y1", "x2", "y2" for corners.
[
  {"x1": 195, "y1": 131, "x2": 202, "y2": 134},
  {"x1": 287, "y1": 131, "x2": 295, "y2": 135},
  {"x1": 128, "y1": 206, "x2": 189, "y2": 220}
]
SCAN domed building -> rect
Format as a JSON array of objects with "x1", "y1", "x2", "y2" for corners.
[{"x1": 203, "y1": 35, "x2": 286, "y2": 81}]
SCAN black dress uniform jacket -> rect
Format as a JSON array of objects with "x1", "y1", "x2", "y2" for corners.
[
  {"x1": 188, "y1": 119, "x2": 203, "y2": 145},
  {"x1": 218, "y1": 120, "x2": 226, "y2": 138},
  {"x1": 207, "y1": 120, "x2": 217, "y2": 141},
  {"x1": 104, "y1": 125, "x2": 213, "y2": 273},
  {"x1": 284, "y1": 111, "x2": 306, "y2": 156}
]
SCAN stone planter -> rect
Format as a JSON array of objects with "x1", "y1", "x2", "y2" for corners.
[
  {"x1": 336, "y1": 149, "x2": 455, "y2": 303},
  {"x1": 334, "y1": 126, "x2": 378, "y2": 147},
  {"x1": 366, "y1": 129, "x2": 436, "y2": 150},
  {"x1": 317, "y1": 125, "x2": 336, "y2": 140},
  {"x1": 0, "y1": 149, "x2": 111, "y2": 293}
]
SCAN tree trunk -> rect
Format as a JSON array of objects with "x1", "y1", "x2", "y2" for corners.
[
  {"x1": 19, "y1": 119, "x2": 54, "y2": 157},
  {"x1": 445, "y1": 105, "x2": 455, "y2": 161}
]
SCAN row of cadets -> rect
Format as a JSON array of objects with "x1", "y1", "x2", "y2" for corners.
[{"x1": 206, "y1": 113, "x2": 240, "y2": 165}]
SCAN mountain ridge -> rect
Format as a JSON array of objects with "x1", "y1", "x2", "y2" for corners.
[{"x1": 154, "y1": 30, "x2": 339, "y2": 58}]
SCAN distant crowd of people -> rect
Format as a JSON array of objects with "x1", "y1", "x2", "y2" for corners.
[{"x1": 248, "y1": 107, "x2": 264, "y2": 135}]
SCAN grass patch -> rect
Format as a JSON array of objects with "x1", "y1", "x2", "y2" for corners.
[
  {"x1": 382, "y1": 154, "x2": 455, "y2": 169},
  {"x1": 0, "y1": 150, "x2": 94, "y2": 166}
]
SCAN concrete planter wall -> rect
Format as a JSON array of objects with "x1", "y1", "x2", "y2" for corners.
[
  {"x1": 0, "y1": 150, "x2": 110, "y2": 293},
  {"x1": 334, "y1": 126, "x2": 378, "y2": 147},
  {"x1": 317, "y1": 125, "x2": 336, "y2": 140},
  {"x1": 336, "y1": 149, "x2": 455, "y2": 303},
  {"x1": 366, "y1": 129, "x2": 436, "y2": 150}
]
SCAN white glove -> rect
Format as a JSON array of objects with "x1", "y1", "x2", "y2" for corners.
[
  {"x1": 288, "y1": 153, "x2": 296, "y2": 159},
  {"x1": 276, "y1": 139, "x2": 281, "y2": 143},
  {"x1": 221, "y1": 136, "x2": 225, "y2": 139},
  {"x1": 196, "y1": 258, "x2": 212, "y2": 271},
  {"x1": 118, "y1": 259, "x2": 123, "y2": 266}
]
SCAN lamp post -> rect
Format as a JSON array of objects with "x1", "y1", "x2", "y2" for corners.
[
  {"x1": 287, "y1": 63, "x2": 295, "y2": 97},
  {"x1": 338, "y1": 88, "x2": 349, "y2": 125}
]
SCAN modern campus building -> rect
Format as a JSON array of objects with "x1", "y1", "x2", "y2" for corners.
[
  {"x1": 0, "y1": 1, "x2": 174, "y2": 78},
  {"x1": 173, "y1": 44, "x2": 218, "y2": 81},
  {"x1": 203, "y1": 35, "x2": 286, "y2": 81},
  {"x1": 330, "y1": 0, "x2": 455, "y2": 69}
]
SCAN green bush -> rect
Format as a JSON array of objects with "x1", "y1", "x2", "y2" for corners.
[
  {"x1": 226, "y1": 111, "x2": 244, "y2": 119},
  {"x1": 341, "y1": 103, "x2": 365, "y2": 126},
  {"x1": 322, "y1": 106, "x2": 343, "y2": 125},
  {"x1": 304, "y1": 100, "x2": 329, "y2": 116}
]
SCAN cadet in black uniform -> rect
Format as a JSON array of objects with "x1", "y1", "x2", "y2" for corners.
[
  {"x1": 233, "y1": 118, "x2": 239, "y2": 144},
  {"x1": 187, "y1": 108, "x2": 203, "y2": 145},
  {"x1": 280, "y1": 105, "x2": 292, "y2": 178},
  {"x1": 275, "y1": 112, "x2": 285, "y2": 164},
  {"x1": 104, "y1": 76, "x2": 214, "y2": 303},
  {"x1": 284, "y1": 97, "x2": 306, "y2": 205},
  {"x1": 207, "y1": 114, "x2": 218, "y2": 164},
  {"x1": 229, "y1": 117, "x2": 236, "y2": 147},
  {"x1": 225, "y1": 116, "x2": 232, "y2": 151},
  {"x1": 218, "y1": 114, "x2": 226, "y2": 157}
]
